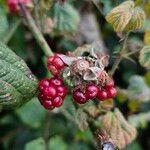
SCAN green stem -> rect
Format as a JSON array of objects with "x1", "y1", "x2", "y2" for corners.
[
  {"x1": 43, "y1": 112, "x2": 51, "y2": 150},
  {"x1": 91, "y1": 0, "x2": 105, "y2": 16},
  {"x1": 60, "y1": 108, "x2": 77, "y2": 125},
  {"x1": 2, "y1": 19, "x2": 21, "y2": 44},
  {"x1": 110, "y1": 32, "x2": 130, "y2": 76},
  {"x1": 19, "y1": 3, "x2": 53, "y2": 56}
]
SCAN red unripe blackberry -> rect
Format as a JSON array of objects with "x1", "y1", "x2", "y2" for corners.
[
  {"x1": 86, "y1": 85, "x2": 98, "y2": 100},
  {"x1": 56, "y1": 86, "x2": 67, "y2": 98},
  {"x1": 47, "y1": 54, "x2": 65, "y2": 76},
  {"x1": 52, "y1": 55, "x2": 65, "y2": 69},
  {"x1": 49, "y1": 77, "x2": 63, "y2": 87},
  {"x1": 38, "y1": 79, "x2": 50, "y2": 91},
  {"x1": 105, "y1": 79, "x2": 114, "y2": 89},
  {"x1": 73, "y1": 90, "x2": 87, "y2": 104},
  {"x1": 43, "y1": 86, "x2": 57, "y2": 99},
  {"x1": 7, "y1": 0, "x2": 31, "y2": 14},
  {"x1": 107, "y1": 87, "x2": 117, "y2": 98},
  {"x1": 97, "y1": 89, "x2": 108, "y2": 101},
  {"x1": 43, "y1": 100, "x2": 55, "y2": 110},
  {"x1": 52, "y1": 96, "x2": 63, "y2": 107},
  {"x1": 47, "y1": 56, "x2": 54, "y2": 65},
  {"x1": 48, "y1": 65, "x2": 59, "y2": 76}
]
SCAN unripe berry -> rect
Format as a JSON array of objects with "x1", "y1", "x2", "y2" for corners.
[
  {"x1": 47, "y1": 56, "x2": 54, "y2": 65},
  {"x1": 49, "y1": 77, "x2": 63, "y2": 87},
  {"x1": 48, "y1": 65, "x2": 59, "y2": 76},
  {"x1": 38, "y1": 79, "x2": 50, "y2": 91},
  {"x1": 107, "y1": 87, "x2": 117, "y2": 98},
  {"x1": 43, "y1": 100, "x2": 55, "y2": 110},
  {"x1": 97, "y1": 89, "x2": 108, "y2": 101},
  {"x1": 53, "y1": 55, "x2": 65, "y2": 69},
  {"x1": 105, "y1": 78, "x2": 114, "y2": 89},
  {"x1": 86, "y1": 84, "x2": 98, "y2": 100},
  {"x1": 38, "y1": 93, "x2": 46, "y2": 104},
  {"x1": 7, "y1": 0, "x2": 32, "y2": 14},
  {"x1": 43, "y1": 86, "x2": 57, "y2": 99},
  {"x1": 52, "y1": 96, "x2": 63, "y2": 107},
  {"x1": 47, "y1": 54, "x2": 65, "y2": 76},
  {"x1": 73, "y1": 90, "x2": 87, "y2": 104},
  {"x1": 57, "y1": 86, "x2": 67, "y2": 98}
]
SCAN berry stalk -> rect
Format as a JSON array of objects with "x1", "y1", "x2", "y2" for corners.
[
  {"x1": 19, "y1": 3, "x2": 53, "y2": 56},
  {"x1": 110, "y1": 32, "x2": 130, "y2": 76}
]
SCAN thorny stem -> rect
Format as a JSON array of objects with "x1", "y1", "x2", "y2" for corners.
[
  {"x1": 19, "y1": 3, "x2": 53, "y2": 56},
  {"x1": 2, "y1": 19, "x2": 21, "y2": 44},
  {"x1": 110, "y1": 32, "x2": 130, "y2": 76}
]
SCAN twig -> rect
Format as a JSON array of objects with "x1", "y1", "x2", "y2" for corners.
[
  {"x1": 0, "y1": 128, "x2": 21, "y2": 142},
  {"x1": 124, "y1": 48, "x2": 141, "y2": 57},
  {"x1": 91, "y1": 0, "x2": 105, "y2": 16},
  {"x1": 110, "y1": 32, "x2": 130, "y2": 76},
  {"x1": 19, "y1": 3, "x2": 53, "y2": 56},
  {"x1": 2, "y1": 19, "x2": 21, "y2": 44},
  {"x1": 60, "y1": 107, "x2": 77, "y2": 125},
  {"x1": 43, "y1": 112, "x2": 51, "y2": 150}
]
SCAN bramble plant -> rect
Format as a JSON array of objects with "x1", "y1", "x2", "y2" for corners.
[{"x1": 0, "y1": 0, "x2": 150, "y2": 150}]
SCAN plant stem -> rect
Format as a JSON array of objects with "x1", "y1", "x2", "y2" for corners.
[
  {"x1": 60, "y1": 107, "x2": 77, "y2": 125},
  {"x1": 2, "y1": 19, "x2": 21, "y2": 44},
  {"x1": 43, "y1": 112, "x2": 51, "y2": 150},
  {"x1": 19, "y1": 4, "x2": 53, "y2": 56},
  {"x1": 91, "y1": 0, "x2": 105, "y2": 16},
  {"x1": 110, "y1": 32, "x2": 130, "y2": 76}
]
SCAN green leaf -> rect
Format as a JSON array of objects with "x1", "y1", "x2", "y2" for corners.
[
  {"x1": 0, "y1": 7, "x2": 9, "y2": 39},
  {"x1": 16, "y1": 98, "x2": 46, "y2": 128},
  {"x1": 139, "y1": 46, "x2": 150, "y2": 69},
  {"x1": 62, "y1": 95, "x2": 76, "y2": 117},
  {"x1": 25, "y1": 138, "x2": 45, "y2": 150},
  {"x1": 125, "y1": 141, "x2": 143, "y2": 150},
  {"x1": 122, "y1": 75, "x2": 150, "y2": 102},
  {"x1": 125, "y1": 6, "x2": 146, "y2": 31},
  {"x1": 128, "y1": 112, "x2": 149, "y2": 128},
  {"x1": 106, "y1": 0, "x2": 145, "y2": 32},
  {"x1": 48, "y1": 136, "x2": 68, "y2": 150},
  {"x1": 0, "y1": 42, "x2": 38, "y2": 110},
  {"x1": 50, "y1": 3, "x2": 80, "y2": 35}
]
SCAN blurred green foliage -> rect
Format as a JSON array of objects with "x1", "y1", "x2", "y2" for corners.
[{"x1": 0, "y1": 0, "x2": 150, "y2": 150}]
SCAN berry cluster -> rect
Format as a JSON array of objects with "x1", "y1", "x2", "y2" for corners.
[
  {"x1": 47, "y1": 54, "x2": 66, "y2": 76},
  {"x1": 7, "y1": 0, "x2": 32, "y2": 14},
  {"x1": 38, "y1": 77, "x2": 67, "y2": 110},
  {"x1": 38, "y1": 53, "x2": 117, "y2": 110},
  {"x1": 73, "y1": 79, "x2": 117, "y2": 104}
]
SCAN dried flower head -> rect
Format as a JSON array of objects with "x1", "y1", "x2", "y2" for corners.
[{"x1": 71, "y1": 58, "x2": 90, "y2": 75}]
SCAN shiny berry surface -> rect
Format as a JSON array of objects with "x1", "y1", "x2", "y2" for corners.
[
  {"x1": 38, "y1": 93, "x2": 46, "y2": 103},
  {"x1": 49, "y1": 78, "x2": 63, "y2": 87},
  {"x1": 86, "y1": 85, "x2": 98, "y2": 100},
  {"x1": 57, "y1": 86, "x2": 67, "y2": 98},
  {"x1": 53, "y1": 56, "x2": 65, "y2": 69},
  {"x1": 107, "y1": 87, "x2": 117, "y2": 98},
  {"x1": 52, "y1": 97, "x2": 63, "y2": 107},
  {"x1": 105, "y1": 79, "x2": 114, "y2": 89},
  {"x1": 43, "y1": 86, "x2": 57, "y2": 99},
  {"x1": 43, "y1": 100, "x2": 55, "y2": 110},
  {"x1": 97, "y1": 89, "x2": 108, "y2": 101},
  {"x1": 7, "y1": 0, "x2": 31, "y2": 14},
  {"x1": 73, "y1": 90, "x2": 87, "y2": 104},
  {"x1": 38, "y1": 79, "x2": 50, "y2": 91},
  {"x1": 47, "y1": 54, "x2": 65, "y2": 76},
  {"x1": 47, "y1": 56, "x2": 54, "y2": 65},
  {"x1": 48, "y1": 65, "x2": 59, "y2": 76}
]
